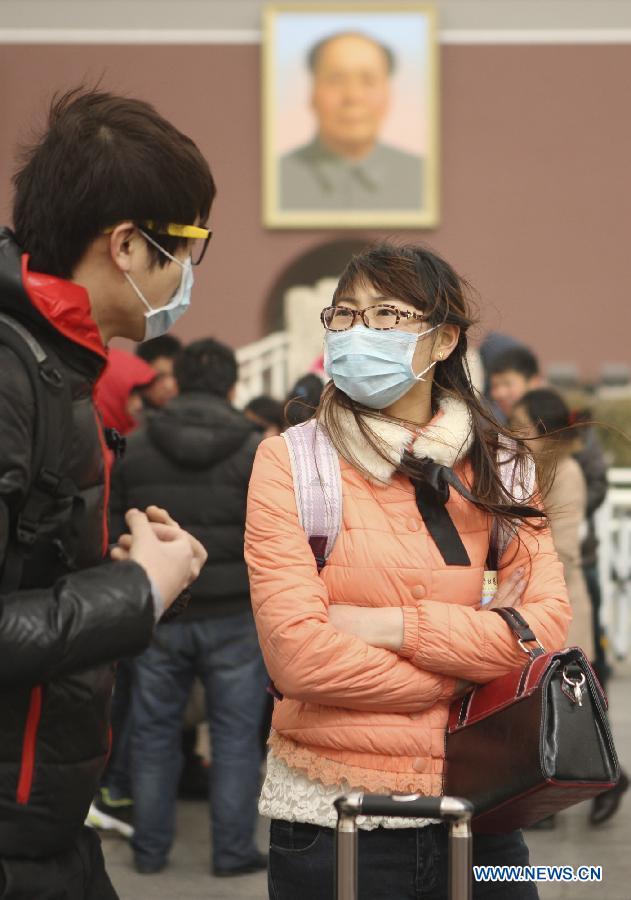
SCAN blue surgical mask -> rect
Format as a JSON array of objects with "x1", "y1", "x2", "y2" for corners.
[
  {"x1": 125, "y1": 229, "x2": 194, "y2": 340},
  {"x1": 324, "y1": 324, "x2": 440, "y2": 409}
]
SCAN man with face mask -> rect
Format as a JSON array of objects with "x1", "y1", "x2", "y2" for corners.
[{"x1": 0, "y1": 89, "x2": 215, "y2": 899}]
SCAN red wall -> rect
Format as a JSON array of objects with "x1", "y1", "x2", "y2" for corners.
[{"x1": 1, "y1": 42, "x2": 630, "y2": 377}]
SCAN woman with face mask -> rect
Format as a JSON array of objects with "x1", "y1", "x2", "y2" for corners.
[{"x1": 245, "y1": 245, "x2": 572, "y2": 900}]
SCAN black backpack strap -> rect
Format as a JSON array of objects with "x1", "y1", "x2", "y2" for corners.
[{"x1": 0, "y1": 313, "x2": 74, "y2": 592}]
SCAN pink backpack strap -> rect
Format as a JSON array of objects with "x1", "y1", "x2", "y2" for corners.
[{"x1": 282, "y1": 419, "x2": 342, "y2": 572}]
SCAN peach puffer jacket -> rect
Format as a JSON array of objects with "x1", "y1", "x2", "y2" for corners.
[{"x1": 245, "y1": 398, "x2": 572, "y2": 795}]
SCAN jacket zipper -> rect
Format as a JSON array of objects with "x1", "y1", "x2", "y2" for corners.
[
  {"x1": 93, "y1": 408, "x2": 110, "y2": 556},
  {"x1": 16, "y1": 685, "x2": 42, "y2": 804}
]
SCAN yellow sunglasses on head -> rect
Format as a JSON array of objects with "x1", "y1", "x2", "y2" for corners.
[{"x1": 103, "y1": 220, "x2": 213, "y2": 265}]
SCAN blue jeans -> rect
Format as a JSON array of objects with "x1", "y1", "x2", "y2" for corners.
[
  {"x1": 102, "y1": 658, "x2": 133, "y2": 799},
  {"x1": 130, "y1": 612, "x2": 267, "y2": 870},
  {"x1": 268, "y1": 820, "x2": 539, "y2": 900}
]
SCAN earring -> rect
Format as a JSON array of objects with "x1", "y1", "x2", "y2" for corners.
[{"x1": 438, "y1": 351, "x2": 444, "y2": 360}]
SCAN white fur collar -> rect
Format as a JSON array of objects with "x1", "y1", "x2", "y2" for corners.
[{"x1": 331, "y1": 397, "x2": 474, "y2": 485}]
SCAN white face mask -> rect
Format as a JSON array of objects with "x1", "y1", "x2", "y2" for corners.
[
  {"x1": 324, "y1": 323, "x2": 440, "y2": 408},
  {"x1": 125, "y1": 229, "x2": 194, "y2": 341}
]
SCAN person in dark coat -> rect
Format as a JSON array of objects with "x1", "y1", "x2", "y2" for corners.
[
  {"x1": 110, "y1": 338, "x2": 268, "y2": 878},
  {"x1": 0, "y1": 88, "x2": 214, "y2": 899}
]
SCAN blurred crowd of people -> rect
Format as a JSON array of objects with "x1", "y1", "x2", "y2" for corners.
[
  {"x1": 87, "y1": 334, "x2": 329, "y2": 877},
  {"x1": 481, "y1": 335, "x2": 628, "y2": 827}
]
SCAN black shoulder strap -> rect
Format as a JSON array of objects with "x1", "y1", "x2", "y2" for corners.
[
  {"x1": 492, "y1": 607, "x2": 546, "y2": 658},
  {"x1": 0, "y1": 313, "x2": 74, "y2": 592}
]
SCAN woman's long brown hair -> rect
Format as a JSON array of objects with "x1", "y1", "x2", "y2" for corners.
[{"x1": 317, "y1": 243, "x2": 548, "y2": 540}]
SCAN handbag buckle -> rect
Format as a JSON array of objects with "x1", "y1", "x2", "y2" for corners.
[
  {"x1": 562, "y1": 669, "x2": 586, "y2": 706},
  {"x1": 518, "y1": 637, "x2": 546, "y2": 658}
]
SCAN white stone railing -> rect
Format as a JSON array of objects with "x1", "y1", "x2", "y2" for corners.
[
  {"x1": 283, "y1": 278, "x2": 335, "y2": 387},
  {"x1": 234, "y1": 330, "x2": 291, "y2": 407},
  {"x1": 233, "y1": 276, "x2": 333, "y2": 406},
  {"x1": 596, "y1": 468, "x2": 631, "y2": 660}
]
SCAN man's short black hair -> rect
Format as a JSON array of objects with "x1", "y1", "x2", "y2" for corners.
[
  {"x1": 12, "y1": 88, "x2": 216, "y2": 278},
  {"x1": 307, "y1": 32, "x2": 395, "y2": 75},
  {"x1": 136, "y1": 335, "x2": 182, "y2": 364},
  {"x1": 284, "y1": 374, "x2": 324, "y2": 426},
  {"x1": 244, "y1": 395, "x2": 285, "y2": 431},
  {"x1": 174, "y1": 338, "x2": 237, "y2": 397},
  {"x1": 488, "y1": 346, "x2": 540, "y2": 380}
]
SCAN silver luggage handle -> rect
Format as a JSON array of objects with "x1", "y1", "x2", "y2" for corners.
[{"x1": 334, "y1": 793, "x2": 474, "y2": 900}]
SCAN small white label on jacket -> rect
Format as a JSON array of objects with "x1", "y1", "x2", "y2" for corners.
[{"x1": 481, "y1": 570, "x2": 498, "y2": 607}]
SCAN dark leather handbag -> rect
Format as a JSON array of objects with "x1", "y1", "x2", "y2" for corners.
[{"x1": 444, "y1": 607, "x2": 620, "y2": 833}]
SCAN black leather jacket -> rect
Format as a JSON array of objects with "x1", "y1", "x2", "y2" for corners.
[{"x1": 0, "y1": 229, "x2": 155, "y2": 858}]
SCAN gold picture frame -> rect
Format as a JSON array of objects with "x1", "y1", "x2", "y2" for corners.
[{"x1": 262, "y1": 2, "x2": 439, "y2": 229}]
